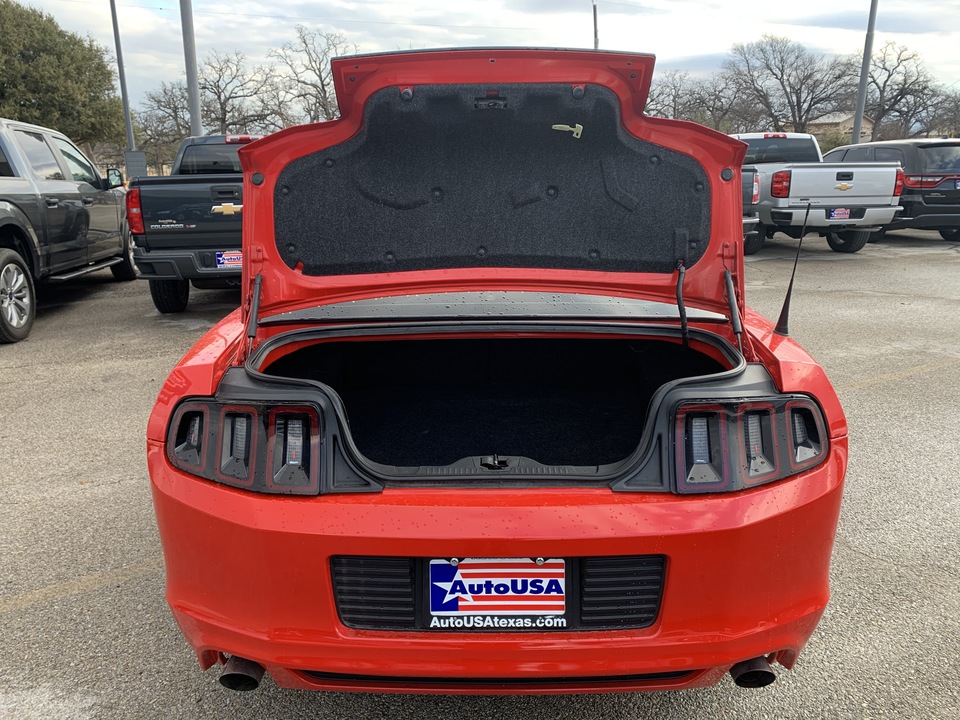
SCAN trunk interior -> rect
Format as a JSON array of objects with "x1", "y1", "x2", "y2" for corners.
[{"x1": 263, "y1": 337, "x2": 726, "y2": 468}]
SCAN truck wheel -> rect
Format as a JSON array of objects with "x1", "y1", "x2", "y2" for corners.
[
  {"x1": 826, "y1": 230, "x2": 870, "y2": 253},
  {"x1": 150, "y1": 278, "x2": 190, "y2": 313},
  {"x1": 939, "y1": 229, "x2": 960, "y2": 241},
  {"x1": 110, "y1": 224, "x2": 138, "y2": 281},
  {"x1": 0, "y1": 248, "x2": 36, "y2": 343},
  {"x1": 744, "y1": 224, "x2": 766, "y2": 255}
]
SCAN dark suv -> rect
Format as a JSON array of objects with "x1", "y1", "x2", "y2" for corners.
[{"x1": 822, "y1": 139, "x2": 960, "y2": 240}]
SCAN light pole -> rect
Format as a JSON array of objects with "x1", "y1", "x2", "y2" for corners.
[
  {"x1": 108, "y1": 0, "x2": 134, "y2": 151},
  {"x1": 593, "y1": 1, "x2": 599, "y2": 50},
  {"x1": 179, "y1": 0, "x2": 203, "y2": 136},
  {"x1": 108, "y1": 0, "x2": 147, "y2": 178},
  {"x1": 851, "y1": 0, "x2": 879, "y2": 143}
]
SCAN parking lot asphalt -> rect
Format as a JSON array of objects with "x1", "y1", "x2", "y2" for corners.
[{"x1": 1, "y1": 230, "x2": 958, "y2": 719}]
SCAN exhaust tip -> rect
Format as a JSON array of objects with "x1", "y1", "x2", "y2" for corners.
[
  {"x1": 219, "y1": 656, "x2": 265, "y2": 692},
  {"x1": 729, "y1": 656, "x2": 776, "y2": 688}
]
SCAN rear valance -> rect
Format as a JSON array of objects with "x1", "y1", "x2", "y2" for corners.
[{"x1": 274, "y1": 83, "x2": 711, "y2": 276}]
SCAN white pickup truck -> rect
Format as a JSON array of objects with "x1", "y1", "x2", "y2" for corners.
[{"x1": 730, "y1": 133, "x2": 903, "y2": 254}]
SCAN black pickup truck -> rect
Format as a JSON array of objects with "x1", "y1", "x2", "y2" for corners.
[
  {"x1": 126, "y1": 134, "x2": 260, "y2": 313},
  {"x1": 0, "y1": 118, "x2": 136, "y2": 343}
]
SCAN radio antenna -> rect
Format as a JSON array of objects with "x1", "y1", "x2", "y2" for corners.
[{"x1": 774, "y1": 204, "x2": 812, "y2": 337}]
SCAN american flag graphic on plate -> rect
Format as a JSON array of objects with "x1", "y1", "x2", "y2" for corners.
[{"x1": 429, "y1": 558, "x2": 566, "y2": 616}]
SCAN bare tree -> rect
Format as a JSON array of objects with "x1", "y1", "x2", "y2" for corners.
[
  {"x1": 687, "y1": 72, "x2": 768, "y2": 133},
  {"x1": 881, "y1": 84, "x2": 949, "y2": 139},
  {"x1": 199, "y1": 51, "x2": 277, "y2": 133},
  {"x1": 646, "y1": 70, "x2": 694, "y2": 119},
  {"x1": 865, "y1": 42, "x2": 935, "y2": 140},
  {"x1": 930, "y1": 89, "x2": 960, "y2": 138},
  {"x1": 269, "y1": 27, "x2": 356, "y2": 122},
  {"x1": 253, "y1": 74, "x2": 302, "y2": 133},
  {"x1": 135, "y1": 81, "x2": 192, "y2": 172},
  {"x1": 723, "y1": 35, "x2": 856, "y2": 132}
]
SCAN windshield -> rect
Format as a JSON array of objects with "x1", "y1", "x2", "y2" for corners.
[
  {"x1": 919, "y1": 145, "x2": 960, "y2": 172},
  {"x1": 178, "y1": 144, "x2": 243, "y2": 174},
  {"x1": 742, "y1": 138, "x2": 820, "y2": 164}
]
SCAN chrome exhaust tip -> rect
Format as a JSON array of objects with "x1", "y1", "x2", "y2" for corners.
[{"x1": 219, "y1": 655, "x2": 265, "y2": 692}]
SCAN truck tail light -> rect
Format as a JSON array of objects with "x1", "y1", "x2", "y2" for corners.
[
  {"x1": 751, "y1": 173, "x2": 760, "y2": 205},
  {"x1": 893, "y1": 168, "x2": 904, "y2": 197},
  {"x1": 167, "y1": 401, "x2": 321, "y2": 494},
  {"x1": 771, "y1": 170, "x2": 791, "y2": 198},
  {"x1": 225, "y1": 134, "x2": 263, "y2": 144},
  {"x1": 675, "y1": 397, "x2": 827, "y2": 494},
  {"x1": 125, "y1": 188, "x2": 144, "y2": 234}
]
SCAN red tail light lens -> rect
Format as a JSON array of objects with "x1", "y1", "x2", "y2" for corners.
[
  {"x1": 125, "y1": 187, "x2": 144, "y2": 234},
  {"x1": 902, "y1": 174, "x2": 949, "y2": 189},
  {"x1": 752, "y1": 173, "x2": 760, "y2": 205},
  {"x1": 893, "y1": 168, "x2": 904, "y2": 197},
  {"x1": 266, "y1": 410, "x2": 319, "y2": 491},
  {"x1": 675, "y1": 397, "x2": 827, "y2": 494},
  {"x1": 168, "y1": 401, "x2": 321, "y2": 494},
  {"x1": 225, "y1": 134, "x2": 263, "y2": 144},
  {"x1": 771, "y1": 170, "x2": 791, "y2": 198}
]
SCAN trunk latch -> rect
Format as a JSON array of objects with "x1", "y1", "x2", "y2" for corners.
[{"x1": 480, "y1": 454, "x2": 510, "y2": 470}]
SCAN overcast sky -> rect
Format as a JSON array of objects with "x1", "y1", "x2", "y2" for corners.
[{"x1": 24, "y1": 0, "x2": 960, "y2": 107}]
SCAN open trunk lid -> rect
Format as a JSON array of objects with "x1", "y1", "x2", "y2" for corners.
[{"x1": 238, "y1": 49, "x2": 747, "y2": 320}]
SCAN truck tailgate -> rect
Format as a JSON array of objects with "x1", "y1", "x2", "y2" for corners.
[
  {"x1": 133, "y1": 174, "x2": 242, "y2": 251},
  {"x1": 787, "y1": 162, "x2": 899, "y2": 207}
]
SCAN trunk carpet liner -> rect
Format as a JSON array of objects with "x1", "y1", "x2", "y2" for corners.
[
  {"x1": 265, "y1": 338, "x2": 724, "y2": 469},
  {"x1": 343, "y1": 386, "x2": 645, "y2": 467}
]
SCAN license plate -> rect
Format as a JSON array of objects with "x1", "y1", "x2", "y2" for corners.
[
  {"x1": 829, "y1": 208, "x2": 850, "y2": 220},
  {"x1": 216, "y1": 250, "x2": 242, "y2": 267},
  {"x1": 428, "y1": 558, "x2": 566, "y2": 628}
]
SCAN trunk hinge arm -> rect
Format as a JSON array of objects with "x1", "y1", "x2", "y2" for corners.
[
  {"x1": 236, "y1": 273, "x2": 263, "y2": 365},
  {"x1": 675, "y1": 260, "x2": 689, "y2": 349},
  {"x1": 724, "y1": 269, "x2": 744, "y2": 355}
]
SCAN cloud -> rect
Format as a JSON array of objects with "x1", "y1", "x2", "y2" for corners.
[
  {"x1": 656, "y1": 52, "x2": 727, "y2": 76},
  {"x1": 790, "y1": 10, "x2": 960, "y2": 35},
  {"x1": 22, "y1": 0, "x2": 960, "y2": 112},
  {"x1": 512, "y1": 0, "x2": 660, "y2": 15}
]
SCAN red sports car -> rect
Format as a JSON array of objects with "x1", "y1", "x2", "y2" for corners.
[{"x1": 147, "y1": 49, "x2": 846, "y2": 694}]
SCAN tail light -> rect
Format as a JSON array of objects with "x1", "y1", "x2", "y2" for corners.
[
  {"x1": 893, "y1": 168, "x2": 904, "y2": 197},
  {"x1": 168, "y1": 401, "x2": 321, "y2": 494},
  {"x1": 752, "y1": 173, "x2": 760, "y2": 205},
  {"x1": 225, "y1": 134, "x2": 263, "y2": 144},
  {"x1": 771, "y1": 170, "x2": 791, "y2": 198},
  {"x1": 125, "y1": 188, "x2": 144, "y2": 234},
  {"x1": 675, "y1": 397, "x2": 827, "y2": 494},
  {"x1": 902, "y1": 174, "x2": 950, "y2": 189}
]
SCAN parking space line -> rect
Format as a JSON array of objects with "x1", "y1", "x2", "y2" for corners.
[{"x1": 0, "y1": 557, "x2": 164, "y2": 615}]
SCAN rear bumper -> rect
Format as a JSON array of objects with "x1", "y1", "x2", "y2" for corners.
[
  {"x1": 148, "y1": 439, "x2": 846, "y2": 694},
  {"x1": 763, "y1": 205, "x2": 899, "y2": 229},
  {"x1": 883, "y1": 202, "x2": 960, "y2": 231},
  {"x1": 132, "y1": 244, "x2": 241, "y2": 281}
]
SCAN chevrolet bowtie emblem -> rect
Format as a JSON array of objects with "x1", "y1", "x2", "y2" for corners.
[
  {"x1": 212, "y1": 203, "x2": 242, "y2": 215},
  {"x1": 835, "y1": 183, "x2": 853, "y2": 191}
]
